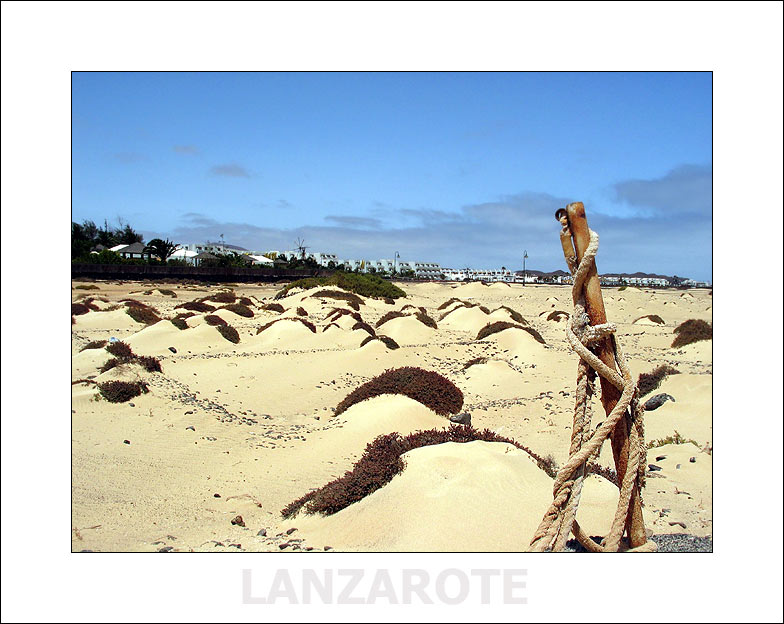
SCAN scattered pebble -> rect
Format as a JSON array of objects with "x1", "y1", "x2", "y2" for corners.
[
  {"x1": 257, "y1": 528, "x2": 267, "y2": 537},
  {"x1": 231, "y1": 515, "x2": 245, "y2": 527},
  {"x1": 213, "y1": 493, "x2": 221, "y2": 498},
  {"x1": 123, "y1": 440, "x2": 130, "y2": 445}
]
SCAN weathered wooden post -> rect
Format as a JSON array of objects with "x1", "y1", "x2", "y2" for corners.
[{"x1": 556, "y1": 201, "x2": 647, "y2": 548}]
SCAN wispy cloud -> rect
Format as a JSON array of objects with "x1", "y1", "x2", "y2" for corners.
[
  {"x1": 112, "y1": 152, "x2": 147, "y2": 164},
  {"x1": 209, "y1": 163, "x2": 251, "y2": 178},
  {"x1": 612, "y1": 164, "x2": 712, "y2": 217},
  {"x1": 324, "y1": 215, "x2": 382, "y2": 229},
  {"x1": 173, "y1": 145, "x2": 199, "y2": 155}
]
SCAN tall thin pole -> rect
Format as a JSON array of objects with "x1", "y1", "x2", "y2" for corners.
[{"x1": 523, "y1": 250, "x2": 528, "y2": 286}]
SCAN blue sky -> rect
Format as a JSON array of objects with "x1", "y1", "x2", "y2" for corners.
[{"x1": 72, "y1": 72, "x2": 712, "y2": 280}]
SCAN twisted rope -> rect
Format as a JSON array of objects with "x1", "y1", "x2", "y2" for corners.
[{"x1": 528, "y1": 224, "x2": 656, "y2": 553}]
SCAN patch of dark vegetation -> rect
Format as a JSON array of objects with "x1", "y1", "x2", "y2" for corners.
[
  {"x1": 546, "y1": 310, "x2": 569, "y2": 322},
  {"x1": 71, "y1": 302, "x2": 92, "y2": 316},
  {"x1": 335, "y1": 367, "x2": 463, "y2": 417},
  {"x1": 204, "y1": 314, "x2": 228, "y2": 326},
  {"x1": 323, "y1": 322, "x2": 342, "y2": 332},
  {"x1": 437, "y1": 297, "x2": 463, "y2": 310},
  {"x1": 119, "y1": 298, "x2": 149, "y2": 308},
  {"x1": 126, "y1": 305, "x2": 161, "y2": 325},
  {"x1": 105, "y1": 341, "x2": 134, "y2": 358},
  {"x1": 438, "y1": 301, "x2": 490, "y2": 321},
  {"x1": 72, "y1": 316, "x2": 76, "y2": 325},
  {"x1": 256, "y1": 317, "x2": 317, "y2": 334},
  {"x1": 158, "y1": 289, "x2": 177, "y2": 297},
  {"x1": 415, "y1": 310, "x2": 438, "y2": 329},
  {"x1": 221, "y1": 303, "x2": 254, "y2": 318},
  {"x1": 262, "y1": 302, "x2": 285, "y2": 313},
  {"x1": 637, "y1": 364, "x2": 680, "y2": 398},
  {"x1": 618, "y1": 285, "x2": 627, "y2": 291},
  {"x1": 99, "y1": 358, "x2": 122, "y2": 374},
  {"x1": 672, "y1": 319, "x2": 712, "y2": 348},
  {"x1": 476, "y1": 321, "x2": 545, "y2": 344},
  {"x1": 281, "y1": 425, "x2": 615, "y2": 518},
  {"x1": 80, "y1": 340, "x2": 107, "y2": 352},
  {"x1": 98, "y1": 380, "x2": 149, "y2": 403},
  {"x1": 296, "y1": 306, "x2": 308, "y2": 316},
  {"x1": 207, "y1": 290, "x2": 236, "y2": 304},
  {"x1": 238, "y1": 296, "x2": 253, "y2": 306},
  {"x1": 326, "y1": 308, "x2": 363, "y2": 324},
  {"x1": 633, "y1": 314, "x2": 665, "y2": 325},
  {"x1": 352, "y1": 321, "x2": 376, "y2": 336},
  {"x1": 311, "y1": 289, "x2": 365, "y2": 311},
  {"x1": 136, "y1": 355, "x2": 162, "y2": 373},
  {"x1": 383, "y1": 297, "x2": 395, "y2": 305},
  {"x1": 376, "y1": 310, "x2": 407, "y2": 327},
  {"x1": 359, "y1": 334, "x2": 400, "y2": 349},
  {"x1": 170, "y1": 317, "x2": 189, "y2": 330},
  {"x1": 175, "y1": 300, "x2": 216, "y2": 313},
  {"x1": 276, "y1": 271, "x2": 406, "y2": 300},
  {"x1": 74, "y1": 284, "x2": 100, "y2": 290},
  {"x1": 493, "y1": 305, "x2": 527, "y2": 324},
  {"x1": 216, "y1": 324, "x2": 240, "y2": 344},
  {"x1": 463, "y1": 356, "x2": 488, "y2": 370}
]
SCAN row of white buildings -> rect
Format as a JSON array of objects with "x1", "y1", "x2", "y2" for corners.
[{"x1": 103, "y1": 241, "x2": 707, "y2": 286}]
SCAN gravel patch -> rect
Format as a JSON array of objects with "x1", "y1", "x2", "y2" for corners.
[{"x1": 564, "y1": 533, "x2": 712, "y2": 553}]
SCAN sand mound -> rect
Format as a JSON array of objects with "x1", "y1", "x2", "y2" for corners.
[
  {"x1": 72, "y1": 346, "x2": 112, "y2": 379},
  {"x1": 488, "y1": 281, "x2": 511, "y2": 290},
  {"x1": 127, "y1": 321, "x2": 229, "y2": 356},
  {"x1": 646, "y1": 374, "x2": 712, "y2": 446},
  {"x1": 633, "y1": 315, "x2": 665, "y2": 326},
  {"x1": 285, "y1": 441, "x2": 629, "y2": 551},
  {"x1": 73, "y1": 309, "x2": 141, "y2": 330},
  {"x1": 439, "y1": 305, "x2": 490, "y2": 334},
  {"x1": 380, "y1": 315, "x2": 436, "y2": 345},
  {"x1": 462, "y1": 359, "x2": 525, "y2": 396}
]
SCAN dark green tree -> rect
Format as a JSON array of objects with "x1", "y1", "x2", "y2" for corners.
[{"x1": 143, "y1": 238, "x2": 179, "y2": 263}]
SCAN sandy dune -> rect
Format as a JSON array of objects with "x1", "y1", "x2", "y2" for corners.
[{"x1": 71, "y1": 280, "x2": 712, "y2": 552}]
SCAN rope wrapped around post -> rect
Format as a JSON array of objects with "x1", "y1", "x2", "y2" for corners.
[{"x1": 528, "y1": 208, "x2": 656, "y2": 553}]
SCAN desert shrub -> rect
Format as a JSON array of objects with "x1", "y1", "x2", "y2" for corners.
[
  {"x1": 359, "y1": 335, "x2": 400, "y2": 349},
  {"x1": 276, "y1": 271, "x2": 406, "y2": 300},
  {"x1": 633, "y1": 314, "x2": 665, "y2": 325},
  {"x1": 99, "y1": 358, "x2": 122, "y2": 373},
  {"x1": 238, "y1": 296, "x2": 253, "y2": 306},
  {"x1": 281, "y1": 425, "x2": 614, "y2": 518},
  {"x1": 296, "y1": 306, "x2": 308, "y2": 316},
  {"x1": 74, "y1": 284, "x2": 100, "y2": 290},
  {"x1": 335, "y1": 367, "x2": 464, "y2": 417},
  {"x1": 493, "y1": 305, "x2": 527, "y2": 324},
  {"x1": 463, "y1": 356, "x2": 488, "y2": 370},
  {"x1": 647, "y1": 430, "x2": 699, "y2": 449},
  {"x1": 383, "y1": 297, "x2": 395, "y2": 305},
  {"x1": 352, "y1": 321, "x2": 376, "y2": 336},
  {"x1": 136, "y1": 355, "x2": 162, "y2": 373},
  {"x1": 437, "y1": 297, "x2": 463, "y2": 310},
  {"x1": 105, "y1": 341, "x2": 134, "y2": 358},
  {"x1": 204, "y1": 314, "x2": 227, "y2": 326},
  {"x1": 176, "y1": 300, "x2": 216, "y2": 313},
  {"x1": 221, "y1": 303, "x2": 254, "y2": 318},
  {"x1": 207, "y1": 290, "x2": 236, "y2": 303},
  {"x1": 637, "y1": 364, "x2": 680, "y2": 398},
  {"x1": 72, "y1": 302, "x2": 91, "y2": 316},
  {"x1": 126, "y1": 305, "x2": 161, "y2": 325},
  {"x1": 256, "y1": 317, "x2": 316, "y2": 334},
  {"x1": 262, "y1": 302, "x2": 285, "y2": 313},
  {"x1": 80, "y1": 340, "x2": 107, "y2": 352},
  {"x1": 216, "y1": 324, "x2": 240, "y2": 344},
  {"x1": 376, "y1": 310, "x2": 407, "y2": 327},
  {"x1": 72, "y1": 316, "x2": 76, "y2": 325},
  {"x1": 415, "y1": 310, "x2": 438, "y2": 329},
  {"x1": 618, "y1": 286, "x2": 627, "y2": 291},
  {"x1": 170, "y1": 317, "x2": 189, "y2": 330},
  {"x1": 119, "y1": 298, "x2": 149, "y2": 308},
  {"x1": 323, "y1": 322, "x2": 341, "y2": 332},
  {"x1": 476, "y1": 321, "x2": 545, "y2": 344},
  {"x1": 98, "y1": 380, "x2": 148, "y2": 403},
  {"x1": 311, "y1": 289, "x2": 364, "y2": 310},
  {"x1": 672, "y1": 319, "x2": 712, "y2": 348},
  {"x1": 158, "y1": 289, "x2": 177, "y2": 297},
  {"x1": 327, "y1": 308, "x2": 363, "y2": 324},
  {"x1": 546, "y1": 310, "x2": 569, "y2": 322}
]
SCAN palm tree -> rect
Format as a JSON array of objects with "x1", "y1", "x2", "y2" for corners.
[{"x1": 144, "y1": 238, "x2": 179, "y2": 262}]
